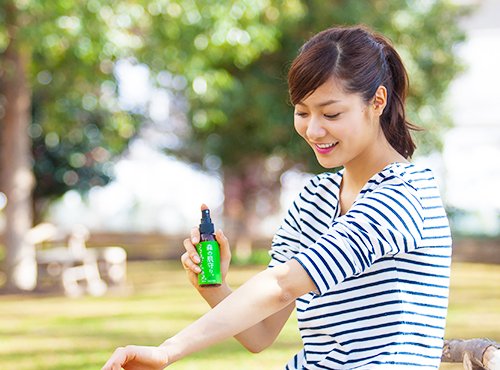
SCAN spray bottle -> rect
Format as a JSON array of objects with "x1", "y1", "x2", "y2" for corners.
[{"x1": 196, "y1": 206, "x2": 222, "y2": 287}]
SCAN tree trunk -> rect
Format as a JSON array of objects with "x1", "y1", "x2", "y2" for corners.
[
  {"x1": 0, "y1": 21, "x2": 36, "y2": 291},
  {"x1": 223, "y1": 158, "x2": 283, "y2": 260},
  {"x1": 442, "y1": 339, "x2": 500, "y2": 369}
]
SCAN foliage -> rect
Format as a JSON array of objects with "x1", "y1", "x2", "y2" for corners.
[
  {"x1": 187, "y1": 0, "x2": 469, "y2": 174},
  {"x1": 0, "y1": 0, "x2": 469, "y2": 224},
  {"x1": 1, "y1": 0, "x2": 303, "y2": 211},
  {"x1": 1, "y1": 0, "x2": 141, "y2": 212},
  {"x1": 231, "y1": 248, "x2": 272, "y2": 266}
]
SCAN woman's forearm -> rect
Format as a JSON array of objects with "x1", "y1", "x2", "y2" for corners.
[
  {"x1": 162, "y1": 260, "x2": 312, "y2": 364},
  {"x1": 197, "y1": 282, "x2": 294, "y2": 352}
]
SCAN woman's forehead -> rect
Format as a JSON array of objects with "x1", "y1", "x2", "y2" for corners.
[{"x1": 298, "y1": 78, "x2": 349, "y2": 106}]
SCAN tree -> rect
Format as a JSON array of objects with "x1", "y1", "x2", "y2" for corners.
[
  {"x1": 0, "y1": 0, "x2": 301, "y2": 291},
  {"x1": 1, "y1": 5, "x2": 35, "y2": 290},
  {"x1": 0, "y1": 0, "x2": 141, "y2": 291}
]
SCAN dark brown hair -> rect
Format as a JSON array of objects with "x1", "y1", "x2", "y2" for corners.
[{"x1": 288, "y1": 25, "x2": 419, "y2": 158}]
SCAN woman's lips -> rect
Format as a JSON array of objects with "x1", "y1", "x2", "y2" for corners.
[{"x1": 314, "y1": 142, "x2": 338, "y2": 154}]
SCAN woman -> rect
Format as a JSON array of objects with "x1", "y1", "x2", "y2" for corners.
[{"x1": 102, "y1": 25, "x2": 451, "y2": 370}]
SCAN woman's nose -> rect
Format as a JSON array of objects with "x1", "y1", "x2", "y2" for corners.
[{"x1": 306, "y1": 116, "x2": 327, "y2": 140}]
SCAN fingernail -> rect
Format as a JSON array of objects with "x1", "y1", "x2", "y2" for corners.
[
  {"x1": 192, "y1": 237, "x2": 198, "y2": 244},
  {"x1": 194, "y1": 255, "x2": 200, "y2": 263},
  {"x1": 195, "y1": 266, "x2": 201, "y2": 273}
]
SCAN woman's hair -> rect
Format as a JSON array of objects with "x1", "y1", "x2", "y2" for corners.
[{"x1": 288, "y1": 25, "x2": 419, "y2": 158}]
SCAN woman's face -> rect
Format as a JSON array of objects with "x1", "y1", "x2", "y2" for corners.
[{"x1": 293, "y1": 77, "x2": 382, "y2": 169}]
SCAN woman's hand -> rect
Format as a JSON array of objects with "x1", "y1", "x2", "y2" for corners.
[
  {"x1": 101, "y1": 345, "x2": 169, "y2": 370},
  {"x1": 180, "y1": 210, "x2": 231, "y2": 289}
]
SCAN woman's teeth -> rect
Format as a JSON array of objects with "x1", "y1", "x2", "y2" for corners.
[{"x1": 316, "y1": 142, "x2": 337, "y2": 148}]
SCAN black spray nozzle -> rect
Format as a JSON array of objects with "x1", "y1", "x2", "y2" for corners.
[{"x1": 199, "y1": 208, "x2": 215, "y2": 234}]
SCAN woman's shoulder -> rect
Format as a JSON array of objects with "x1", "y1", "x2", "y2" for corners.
[
  {"x1": 356, "y1": 162, "x2": 439, "y2": 205},
  {"x1": 382, "y1": 162, "x2": 437, "y2": 189},
  {"x1": 303, "y1": 171, "x2": 342, "y2": 192},
  {"x1": 294, "y1": 171, "x2": 342, "y2": 207}
]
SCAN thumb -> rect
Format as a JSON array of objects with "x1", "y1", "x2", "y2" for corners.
[{"x1": 215, "y1": 229, "x2": 231, "y2": 259}]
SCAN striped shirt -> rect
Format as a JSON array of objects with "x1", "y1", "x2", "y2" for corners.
[{"x1": 269, "y1": 162, "x2": 452, "y2": 369}]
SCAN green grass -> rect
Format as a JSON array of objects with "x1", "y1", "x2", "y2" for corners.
[{"x1": 0, "y1": 261, "x2": 498, "y2": 370}]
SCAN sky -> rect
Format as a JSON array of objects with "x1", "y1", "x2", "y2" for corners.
[
  {"x1": 49, "y1": 141, "x2": 225, "y2": 234},
  {"x1": 441, "y1": 0, "x2": 500, "y2": 234}
]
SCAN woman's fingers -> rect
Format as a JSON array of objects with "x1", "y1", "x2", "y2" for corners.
[
  {"x1": 181, "y1": 226, "x2": 202, "y2": 277},
  {"x1": 182, "y1": 227, "x2": 200, "y2": 263},
  {"x1": 101, "y1": 347, "x2": 126, "y2": 370},
  {"x1": 102, "y1": 345, "x2": 169, "y2": 370},
  {"x1": 190, "y1": 226, "x2": 200, "y2": 245},
  {"x1": 216, "y1": 229, "x2": 231, "y2": 260},
  {"x1": 181, "y1": 249, "x2": 201, "y2": 274}
]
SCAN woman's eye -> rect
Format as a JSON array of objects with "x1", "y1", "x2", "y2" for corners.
[
  {"x1": 324, "y1": 113, "x2": 341, "y2": 119},
  {"x1": 295, "y1": 112, "x2": 308, "y2": 117}
]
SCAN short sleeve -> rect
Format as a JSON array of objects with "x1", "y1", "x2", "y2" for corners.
[
  {"x1": 268, "y1": 173, "x2": 326, "y2": 268},
  {"x1": 268, "y1": 196, "x2": 302, "y2": 268},
  {"x1": 292, "y1": 182, "x2": 424, "y2": 295}
]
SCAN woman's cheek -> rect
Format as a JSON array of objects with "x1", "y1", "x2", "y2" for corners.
[{"x1": 294, "y1": 119, "x2": 306, "y2": 138}]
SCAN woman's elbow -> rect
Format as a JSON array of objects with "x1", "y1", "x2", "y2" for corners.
[
  {"x1": 242, "y1": 339, "x2": 272, "y2": 354},
  {"x1": 273, "y1": 259, "x2": 316, "y2": 302}
]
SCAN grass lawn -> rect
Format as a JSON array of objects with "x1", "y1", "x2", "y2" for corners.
[{"x1": 0, "y1": 261, "x2": 499, "y2": 370}]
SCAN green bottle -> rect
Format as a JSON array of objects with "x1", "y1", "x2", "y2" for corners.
[{"x1": 196, "y1": 207, "x2": 222, "y2": 287}]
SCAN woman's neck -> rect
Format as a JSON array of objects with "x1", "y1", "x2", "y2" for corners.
[{"x1": 342, "y1": 142, "x2": 408, "y2": 192}]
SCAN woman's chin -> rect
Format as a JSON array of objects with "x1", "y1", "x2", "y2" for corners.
[
  {"x1": 316, "y1": 158, "x2": 342, "y2": 169},
  {"x1": 312, "y1": 151, "x2": 339, "y2": 168}
]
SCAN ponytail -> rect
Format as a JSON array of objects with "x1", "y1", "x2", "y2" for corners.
[{"x1": 376, "y1": 35, "x2": 420, "y2": 158}]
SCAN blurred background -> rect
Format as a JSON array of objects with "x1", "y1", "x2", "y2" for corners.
[{"x1": 0, "y1": 0, "x2": 498, "y2": 369}]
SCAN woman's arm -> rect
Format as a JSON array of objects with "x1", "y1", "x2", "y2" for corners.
[
  {"x1": 163, "y1": 258, "x2": 315, "y2": 364},
  {"x1": 183, "y1": 228, "x2": 295, "y2": 353},
  {"x1": 197, "y1": 282, "x2": 295, "y2": 352},
  {"x1": 102, "y1": 259, "x2": 314, "y2": 369}
]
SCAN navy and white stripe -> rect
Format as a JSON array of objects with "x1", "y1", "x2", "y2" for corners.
[{"x1": 269, "y1": 163, "x2": 451, "y2": 369}]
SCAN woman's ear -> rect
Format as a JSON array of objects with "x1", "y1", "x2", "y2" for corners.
[{"x1": 373, "y1": 85, "x2": 387, "y2": 116}]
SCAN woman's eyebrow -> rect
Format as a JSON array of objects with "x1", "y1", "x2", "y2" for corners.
[{"x1": 297, "y1": 99, "x2": 342, "y2": 108}]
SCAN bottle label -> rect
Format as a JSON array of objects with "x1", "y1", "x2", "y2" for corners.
[{"x1": 196, "y1": 240, "x2": 222, "y2": 286}]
